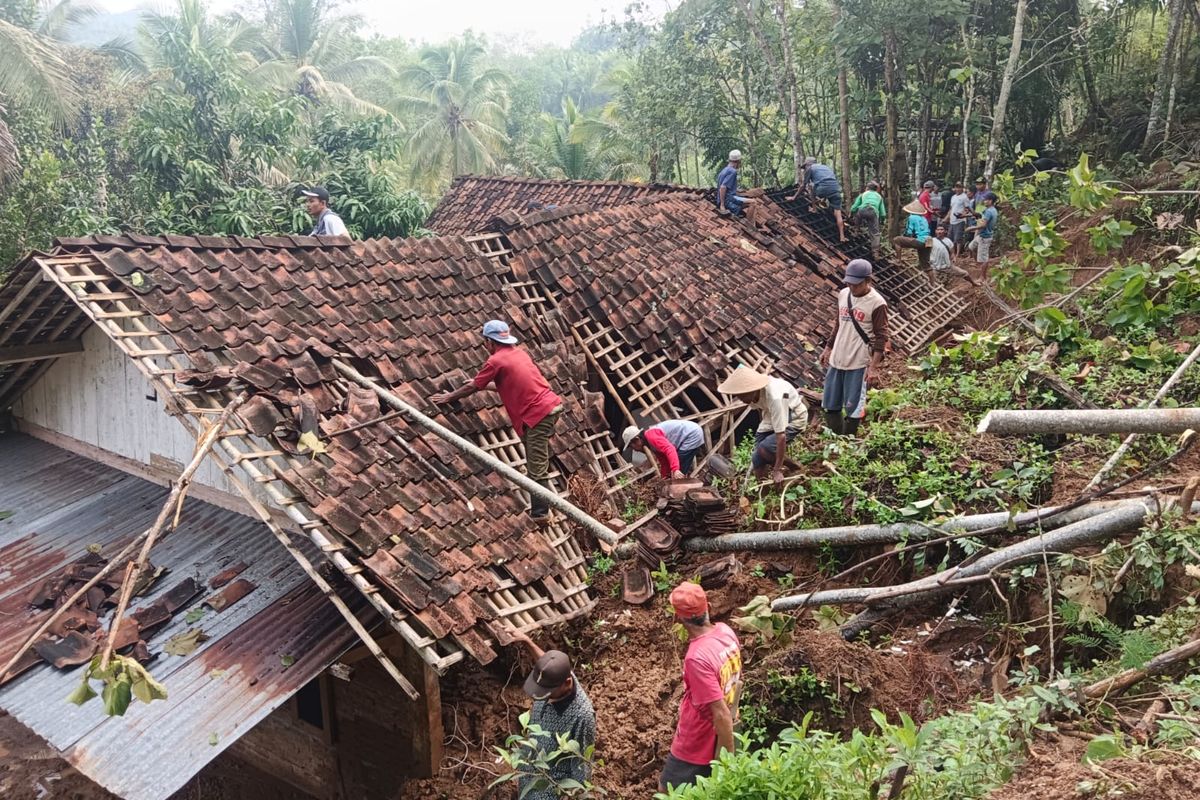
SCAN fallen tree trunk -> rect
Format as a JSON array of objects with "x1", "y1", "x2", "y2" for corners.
[
  {"x1": 684, "y1": 499, "x2": 1137, "y2": 553},
  {"x1": 978, "y1": 408, "x2": 1200, "y2": 436},
  {"x1": 772, "y1": 501, "x2": 1152, "y2": 613},
  {"x1": 1084, "y1": 634, "x2": 1200, "y2": 699}
]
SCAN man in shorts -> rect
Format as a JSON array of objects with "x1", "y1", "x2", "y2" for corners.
[
  {"x1": 660, "y1": 582, "x2": 742, "y2": 794},
  {"x1": 966, "y1": 192, "x2": 999, "y2": 265},
  {"x1": 797, "y1": 156, "x2": 847, "y2": 243},
  {"x1": 821, "y1": 259, "x2": 889, "y2": 435},
  {"x1": 717, "y1": 365, "x2": 807, "y2": 486}
]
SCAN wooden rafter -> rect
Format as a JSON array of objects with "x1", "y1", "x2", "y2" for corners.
[{"x1": 0, "y1": 339, "x2": 83, "y2": 366}]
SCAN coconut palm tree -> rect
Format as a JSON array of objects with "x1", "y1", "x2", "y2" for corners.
[
  {"x1": 396, "y1": 38, "x2": 511, "y2": 181},
  {"x1": 0, "y1": 1, "x2": 92, "y2": 183},
  {"x1": 534, "y1": 97, "x2": 644, "y2": 181},
  {"x1": 251, "y1": 0, "x2": 394, "y2": 116}
]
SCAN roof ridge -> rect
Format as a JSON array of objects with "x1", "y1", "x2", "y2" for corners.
[{"x1": 51, "y1": 233, "x2": 355, "y2": 252}]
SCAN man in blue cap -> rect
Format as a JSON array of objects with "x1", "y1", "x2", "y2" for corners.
[
  {"x1": 301, "y1": 186, "x2": 349, "y2": 237},
  {"x1": 430, "y1": 320, "x2": 563, "y2": 520},
  {"x1": 821, "y1": 259, "x2": 889, "y2": 435}
]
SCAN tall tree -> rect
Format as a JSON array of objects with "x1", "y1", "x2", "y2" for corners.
[
  {"x1": 396, "y1": 38, "x2": 511, "y2": 181},
  {"x1": 734, "y1": 0, "x2": 805, "y2": 178},
  {"x1": 829, "y1": 0, "x2": 853, "y2": 197},
  {"x1": 1142, "y1": 0, "x2": 1185, "y2": 156},
  {"x1": 984, "y1": 0, "x2": 1027, "y2": 180}
]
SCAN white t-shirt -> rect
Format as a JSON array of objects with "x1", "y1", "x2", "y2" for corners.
[
  {"x1": 930, "y1": 237, "x2": 954, "y2": 270},
  {"x1": 948, "y1": 192, "x2": 970, "y2": 222},
  {"x1": 753, "y1": 377, "x2": 808, "y2": 434}
]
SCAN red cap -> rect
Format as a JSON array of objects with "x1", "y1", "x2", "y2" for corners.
[{"x1": 670, "y1": 581, "x2": 708, "y2": 617}]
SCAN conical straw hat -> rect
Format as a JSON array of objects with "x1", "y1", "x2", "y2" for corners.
[
  {"x1": 902, "y1": 199, "x2": 927, "y2": 215},
  {"x1": 717, "y1": 365, "x2": 771, "y2": 395}
]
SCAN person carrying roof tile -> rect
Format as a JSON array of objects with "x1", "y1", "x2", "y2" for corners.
[
  {"x1": 622, "y1": 419, "x2": 705, "y2": 479},
  {"x1": 301, "y1": 186, "x2": 349, "y2": 237},
  {"x1": 715, "y1": 149, "x2": 766, "y2": 229},
  {"x1": 892, "y1": 198, "x2": 933, "y2": 270},
  {"x1": 716, "y1": 365, "x2": 807, "y2": 487},
  {"x1": 504, "y1": 629, "x2": 597, "y2": 799},
  {"x1": 660, "y1": 581, "x2": 742, "y2": 793},
  {"x1": 821, "y1": 259, "x2": 889, "y2": 436},
  {"x1": 430, "y1": 320, "x2": 563, "y2": 521}
]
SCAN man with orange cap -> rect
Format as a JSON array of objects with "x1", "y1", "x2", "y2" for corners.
[{"x1": 660, "y1": 581, "x2": 743, "y2": 793}]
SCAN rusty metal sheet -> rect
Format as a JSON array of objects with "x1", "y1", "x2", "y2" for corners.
[{"x1": 0, "y1": 434, "x2": 366, "y2": 800}]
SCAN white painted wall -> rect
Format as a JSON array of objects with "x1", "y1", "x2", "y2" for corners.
[{"x1": 13, "y1": 324, "x2": 255, "y2": 500}]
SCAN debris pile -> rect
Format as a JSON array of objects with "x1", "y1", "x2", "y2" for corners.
[{"x1": 659, "y1": 483, "x2": 739, "y2": 537}]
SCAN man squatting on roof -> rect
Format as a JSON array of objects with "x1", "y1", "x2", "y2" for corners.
[
  {"x1": 429, "y1": 320, "x2": 562, "y2": 521},
  {"x1": 717, "y1": 365, "x2": 807, "y2": 487},
  {"x1": 507, "y1": 629, "x2": 597, "y2": 800},
  {"x1": 622, "y1": 419, "x2": 705, "y2": 479},
  {"x1": 660, "y1": 581, "x2": 744, "y2": 793},
  {"x1": 822, "y1": 258, "x2": 889, "y2": 436}
]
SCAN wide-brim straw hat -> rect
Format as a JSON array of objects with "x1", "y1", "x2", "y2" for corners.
[
  {"x1": 902, "y1": 199, "x2": 927, "y2": 215},
  {"x1": 717, "y1": 365, "x2": 771, "y2": 395}
]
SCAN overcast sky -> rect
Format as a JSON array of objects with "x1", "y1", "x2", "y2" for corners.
[{"x1": 94, "y1": 0, "x2": 672, "y2": 47}]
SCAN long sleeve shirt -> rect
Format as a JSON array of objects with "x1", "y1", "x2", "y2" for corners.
[{"x1": 903, "y1": 214, "x2": 931, "y2": 243}]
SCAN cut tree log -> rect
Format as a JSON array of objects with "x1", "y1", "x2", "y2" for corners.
[
  {"x1": 772, "y1": 501, "x2": 1154, "y2": 613},
  {"x1": 333, "y1": 359, "x2": 621, "y2": 546},
  {"x1": 1084, "y1": 634, "x2": 1200, "y2": 699},
  {"x1": 978, "y1": 408, "x2": 1200, "y2": 436}
]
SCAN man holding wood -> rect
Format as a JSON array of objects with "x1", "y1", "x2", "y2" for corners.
[
  {"x1": 717, "y1": 365, "x2": 807, "y2": 486},
  {"x1": 622, "y1": 420, "x2": 705, "y2": 479},
  {"x1": 660, "y1": 581, "x2": 743, "y2": 793},
  {"x1": 821, "y1": 259, "x2": 889, "y2": 436},
  {"x1": 430, "y1": 320, "x2": 562, "y2": 521}
]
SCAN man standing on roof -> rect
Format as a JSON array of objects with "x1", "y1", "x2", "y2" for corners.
[
  {"x1": 623, "y1": 419, "x2": 705, "y2": 479},
  {"x1": 660, "y1": 581, "x2": 742, "y2": 794},
  {"x1": 849, "y1": 180, "x2": 886, "y2": 256},
  {"x1": 717, "y1": 365, "x2": 807, "y2": 486},
  {"x1": 716, "y1": 150, "x2": 765, "y2": 229},
  {"x1": 795, "y1": 156, "x2": 847, "y2": 243},
  {"x1": 506, "y1": 630, "x2": 597, "y2": 800},
  {"x1": 821, "y1": 259, "x2": 889, "y2": 436},
  {"x1": 892, "y1": 198, "x2": 934, "y2": 270},
  {"x1": 301, "y1": 186, "x2": 349, "y2": 237},
  {"x1": 430, "y1": 320, "x2": 562, "y2": 521}
]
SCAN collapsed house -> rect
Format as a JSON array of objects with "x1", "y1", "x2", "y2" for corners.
[{"x1": 0, "y1": 177, "x2": 966, "y2": 799}]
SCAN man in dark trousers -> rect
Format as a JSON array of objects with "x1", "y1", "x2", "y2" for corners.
[
  {"x1": 508, "y1": 630, "x2": 597, "y2": 800},
  {"x1": 660, "y1": 581, "x2": 743, "y2": 793},
  {"x1": 430, "y1": 320, "x2": 562, "y2": 520},
  {"x1": 821, "y1": 259, "x2": 889, "y2": 435}
]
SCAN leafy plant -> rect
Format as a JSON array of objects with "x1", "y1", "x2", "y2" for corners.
[
  {"x1": 588, "y1": 554, "x2": 615, "y2": 579},
  {"x1": 67, "y1": 655, "x2": 168, "y2": 716},
  {"x1": 492, "y1": 710, "x2": 603, "y2": 799},
  {"x1": 651, "y1": 561, "x2": 681, "y2": 593}
]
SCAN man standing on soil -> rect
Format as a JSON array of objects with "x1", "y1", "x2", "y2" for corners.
[
  {"x1": 301, "y1": 186, "x2": 349, "y2": 237},
  {"x1": 716, "y1": 365, "x2": 808, "y2": 487},
  {"x1": 821, "y1": 259, "x2": 889, "y2": 435},
  {"x1": 430, "y1": 320, "x2": 562, "y2": 520},
  {"x1": 918, "y1": 180, "x2": 938, "y2": 225},
  {"x1": 509, "y1": 630, "x2": 597, "y2": 799},
  {"x1": 622, "y1": 419, "x2": 705, "y2": 479},
  {"x1": 966, "y1": 192, "x2": 999, "y2": 265},
  {"x1": 661, "y1": 581, "x2": 743, "y2": 794},
  {"x1": 944, "y1": 182, "x2": 970, "y2": 256}
]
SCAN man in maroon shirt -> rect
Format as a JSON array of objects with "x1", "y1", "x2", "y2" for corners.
[{"x1": 430, "y1": 320, "x2": 563, "y2": 520}]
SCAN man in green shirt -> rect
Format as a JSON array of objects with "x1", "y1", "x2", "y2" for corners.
[{"x1": 849, "y1": 181, "x2": 886, "y2": 256}]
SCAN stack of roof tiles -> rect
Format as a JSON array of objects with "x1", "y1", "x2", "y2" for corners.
[{"x1": 42, "y1": 233, "x2": 609, "y2": 662}]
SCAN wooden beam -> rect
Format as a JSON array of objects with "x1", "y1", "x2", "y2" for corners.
[{"x1": 0, "y1": 338, "x2": 83, "y2": 365}]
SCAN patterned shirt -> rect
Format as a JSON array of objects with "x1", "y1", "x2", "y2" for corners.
[{"x1": 519, "y1": 680, "x2": 597, "y2": 800}]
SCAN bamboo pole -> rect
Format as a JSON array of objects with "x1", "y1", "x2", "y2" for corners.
[
  {"x1": 98, "y1": 395, "x2": 248, "y2": 669},
  {"x1": 332, "y1": 359, "x2": 620, "y2": 546},
  {"x1": 978, "y1": 408, "x2": 1200, "y2": 436},
  {"x1": 1087, "y1": 339, "x2": 1200, "y2": 489}
]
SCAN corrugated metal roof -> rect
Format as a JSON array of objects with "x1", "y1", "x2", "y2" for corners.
[{"x1": 0, "y1": 433, "x2": 366, "y2": 800}]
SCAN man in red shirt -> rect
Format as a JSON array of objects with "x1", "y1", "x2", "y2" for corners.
[
  {"x1": 430, "y1": 320, "x2": 563, "y2": 520},
  {"x1": 660, "y1": 582, "x2": 743, "y2": 793},
  {"x1": 917, "y1": 180, "x2": 937, "y2": 224}
]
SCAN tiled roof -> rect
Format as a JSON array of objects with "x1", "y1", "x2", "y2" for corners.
[
  {"x1": 425, "y1": 175, "x2": 701, "y2": 235},
  {"x1": 0, "y1": 433, "x2": 365, "y2": 800},
  {"x1": 492, "y1": 195, "x2": 834, "y2": 387},
  {"x1": 25, "y1": 232, "x2": 604, "y2": 664}
]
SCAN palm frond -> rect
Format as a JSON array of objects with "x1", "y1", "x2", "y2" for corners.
[
  {"x1": 0, "y1": 19, "x2": 80, "y2": 124},
  {"x1": 0, "y1": 108, "x2": 19, "y2": 186},
  {"x1": 37, "y1": 0, "x2": 98, "y2": 41}
]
